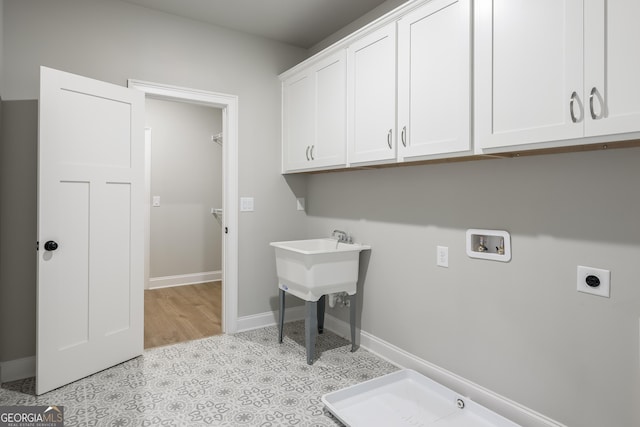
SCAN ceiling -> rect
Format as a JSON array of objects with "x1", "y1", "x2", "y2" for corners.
[{"x1": 120, "y1": 0, "x2": 392, "y2": 49}]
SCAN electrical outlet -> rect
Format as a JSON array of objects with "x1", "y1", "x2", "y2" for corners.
[
  {"x1": 437, "y1": 246, "x2": 449, "y2": 268},
  {"x1": 152, "y1": 196, "x2": 160, "y2": 207},
  {"x1": 577, "y1": 266, "x2": 610, "y2": 298}
]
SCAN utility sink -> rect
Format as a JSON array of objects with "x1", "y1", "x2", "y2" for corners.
[{"x1": 270, "y1": 238, "x2": 371, "y2": 302}]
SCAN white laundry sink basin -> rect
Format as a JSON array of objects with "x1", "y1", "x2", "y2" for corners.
[{"x1": 270, "y1": 238, "x2": 371, "y2": 302}]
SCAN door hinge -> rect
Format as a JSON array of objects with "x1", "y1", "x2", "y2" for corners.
[
  {"x1": 36, "y1": 241, "x2": 39, "y2": 251},
  {"x1": 225, "y1": 227, "x2": 228, "y2": 234}
]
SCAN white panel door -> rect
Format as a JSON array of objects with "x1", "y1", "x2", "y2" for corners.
[
  {"x1": 347, "y1": 22, "x2": 397, "y2": 164},
  {"x1": 397, "y1": 0, "x2": 471, "y2": 160},
  {"x1": 584, "y1": 0, "x2": 640, "y2": 136},
  {"x1": 475, "y1": 0, "x2": 584, "y2": 150},
  {"x1": 37, "y1": 66, "x2": 144, "y2": 395}
]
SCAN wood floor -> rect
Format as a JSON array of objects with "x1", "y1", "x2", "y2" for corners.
[{"x1": 144, "y1": 281, "x2": 222, "y2": 349}]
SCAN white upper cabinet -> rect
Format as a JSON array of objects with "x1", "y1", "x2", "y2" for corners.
[
  {"x1": 282, "y1": 70, "x2": 314, "y2": 172},
  {"x1": 476, "y1": 0, "x2": 640, "y2": 152},
  {"x1": 347, "y1": 23, "x2": 397, "y2": 165},
  {"x1": 280, "y1": 0, "x2": 640, "y2": 173},
  {"x1": 584, "y1": 0, "x2": 640, "y2": 137},
  {"x1": 397, "y1": 0, "x2": 472, "y2": 161},
  {"x1": 475, "y1": 0, "x2": 584, "y2": 150},
  {"x1": 282, "y1": 51, "x2": 347, "y2": 173}
]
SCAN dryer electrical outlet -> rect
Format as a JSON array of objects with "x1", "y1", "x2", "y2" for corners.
[{"x1": 577, "y1": 266, "x2": 610, "y2": 298}]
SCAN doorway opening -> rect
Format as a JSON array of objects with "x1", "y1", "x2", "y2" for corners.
[
  {"x1": 127, "y1": 79, "x2": 239, "y2": 341},
  {"x1": 143, "y1": 99, "x2": 223, "y2": 348}
]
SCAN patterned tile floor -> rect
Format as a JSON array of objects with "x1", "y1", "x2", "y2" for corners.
[{"x1": 0, "y1": 321, "x2": 398, "y2": 426}]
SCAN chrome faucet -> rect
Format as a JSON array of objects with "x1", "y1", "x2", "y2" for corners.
[{"x1": 332, "y1": 229, "x2": 352, "y2": 244}]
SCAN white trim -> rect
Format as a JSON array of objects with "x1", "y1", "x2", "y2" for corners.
[
  {"x1": 234, "y1": 309, "x2": 564, "y2": 426},
  {"x1": 144, "y1": 129, "x2": 151, "y2": 290},
  {"x1": 148, "y1": 271, "x2": 222, "y2": 290},
  {"x1": 324, "y1": 315, "x2": 566, "y2": 427},
  {"x1": 0, "y1": 356, "x2": 36, "y2": 383},
  {"x1": 128, "y1": 79, "x2": 239, "y2": 333},
  {"x1": 236, "y1": 305, "x2": 306, "y2": 332}
]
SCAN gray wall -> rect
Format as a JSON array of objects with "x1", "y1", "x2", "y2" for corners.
[
  {"x1": 0, "y1": 0, "x2": 3, "y2": 94},
  {"x1": 145, "y1": 98, "x2": 223, "y2": 278},
  {"x1": 0, "y1": 0, "x2": 308, "y2": 362},
  {"x1": 0, "y1": 100, "x2": 37, "y2": 362},
  {"x1": 0, "y1": 0, "x2": 4, "y2": 363},
  {"x1": 307, "y1": 148, "x2": 640, "y2": 427}
]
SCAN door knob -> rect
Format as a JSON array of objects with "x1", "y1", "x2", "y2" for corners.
[{"x1": 44, "y1": 240, "x2": 58, "y2": 251}]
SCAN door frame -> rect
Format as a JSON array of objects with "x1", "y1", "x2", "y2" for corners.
[{"x1": 128, "y1": 79, "x2": 239, "y2": 334}]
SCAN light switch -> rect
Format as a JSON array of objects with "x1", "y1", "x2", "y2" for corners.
[
  {"x1": 240, "y1": 197, "x2": 254, "y2": 212},
  {"x1": 152, "y1": 196, "x2": 160, "y2": 207}
]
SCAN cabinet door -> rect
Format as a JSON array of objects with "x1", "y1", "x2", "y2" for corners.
[
  {"x1": 584, "y1": 0, "x2": 640, "y2": 136},
  {"x1": 397, "y1": 0, "x2": 471, "y2": 160},
  {"x1": 282, "y1": 71, "x2": 314, "y2": 172},
  {"x1": 347, "y1": 23, "x2": 397, "y2": 164},
  {"x1": 475, "y1": 0, "x2": 583, "y2": 150},
  {"x1": 313, "y1": 51, "x2": 347, "y2": 169}
]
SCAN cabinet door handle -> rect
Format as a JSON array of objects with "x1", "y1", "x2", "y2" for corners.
[
  {"x1": 589, "y1": 87, "x2": 600, "y2": 120},
  {"x1": 401, "y1": 126, "x2": 407, "y2": 147},
  {"x1": 387, "y1": 129, "x2": 393, "y2": 149},
  {"x1": 569, "y1": 91, "x2": 579, "y2": 123},
  {"x1": 305, "y1": 146, "x2": 310, "y2": 161},
  {"x1": 310, "y1": 145, "x2": 315, "y2": 160}
]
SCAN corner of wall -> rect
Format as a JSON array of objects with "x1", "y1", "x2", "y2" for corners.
[
  {"x1": 0, "y1": 356, "x2": 35, "y2": 383},
  {"x1": 0, "y1": 100, "x2": 38, "y2": 365},
  {"x1": 307, "y1": 0, "x2": 410, "y2": 55}
]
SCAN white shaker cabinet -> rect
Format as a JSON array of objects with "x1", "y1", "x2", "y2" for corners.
[
  {"x1": 584, "y1": 0, "x2": 640, "y2": 137},
  {"x1": 281, "y1": 0, "x2": 474, "y2": 172},
  {"x1": 282, "y1": 70, "x2": 314, "y2": 172},
  {"x1": 347, "y1": 23, "x2": 397, "y2": 165},
  {"x1": 475, "y1": 0, "x2": 584, "y2": 150},
  {"x1": 397, "y1": 0, "x2": 472, "y2": 161},
  {"x1": 282, "y1": 50, "x2": 347, "y2": 173},
  {"x1": 476, "y1": 0, "x2": 640, "y2": 152}
]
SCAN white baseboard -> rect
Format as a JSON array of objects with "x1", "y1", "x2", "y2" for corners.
[
  {"x1": 0, "y1": 356, "x2": 35, "y2": 383},
  {"x1": 236, "y1": 305, "x2": 306, "y2": 332},
  {"x1": 323, "y1": 314, "x2": 565, "y2": 427},
  {"x1": 148, "y1": 270, "x2": 221, "y2": 290}
]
